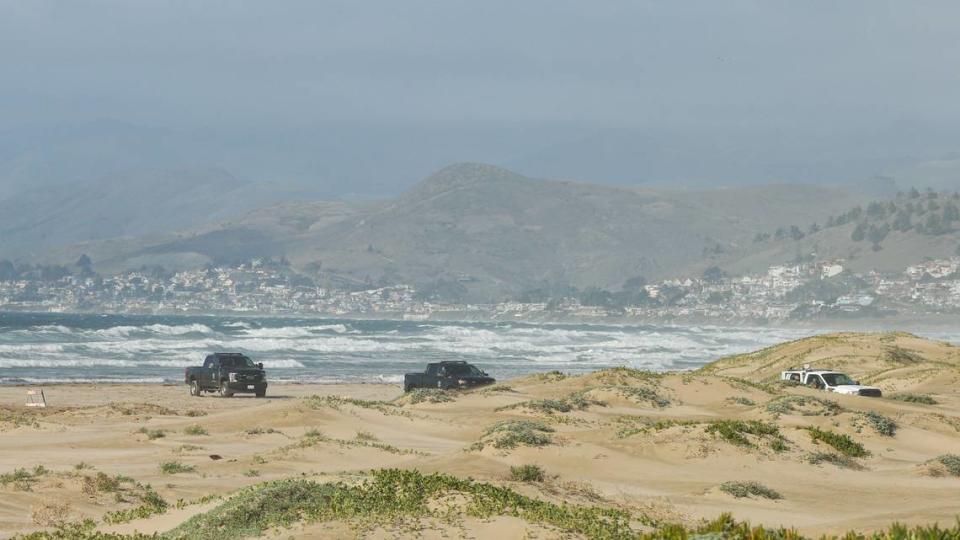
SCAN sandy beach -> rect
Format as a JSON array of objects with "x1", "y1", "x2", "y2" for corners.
[{"x1": 1, "y1": 332, "x2": 959, "y2": 539}]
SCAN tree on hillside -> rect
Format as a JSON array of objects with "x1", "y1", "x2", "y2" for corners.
[
  {"x1": 75, "y1": 254, "x2": 95, "y2": 277},
  {"x1": 867, "y1": 223, "x2": 890, "y2": 250},
  {"x1": 944, "y1": 202, "x2": 959, "y2": 223},
  {"x1": 924, "y1": 213, "x2": 948, "y2": 235},
  {"x1": 851, "y1": 222, "x2": 866, "y2": 242},
  {"x1": 703, "y1": 266, "x2": 726, "y2": 283},
  {"x1": 789, "y1": 225, "x2": 805, "y2": 241},
  {"x1": 892, "y1": 211, "x2": 912, "y2": 232},
  {"x1": 867, "y1": 201, "x2": 887, "y2": 219},
  {"x1": 0, "y1": 260, "x2": 15, "y2": 281},
  {"x1": 622, "y1": 275, "x2": 647, "y2": 291}
]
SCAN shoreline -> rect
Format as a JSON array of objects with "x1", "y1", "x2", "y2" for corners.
[{"x1": 4, "y1": 307, "x2": 960, "y2": 332}]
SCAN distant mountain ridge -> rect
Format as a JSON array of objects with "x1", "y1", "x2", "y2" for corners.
[{"x1": 28, "y1": 163, "x2": 876, "y2": 301}]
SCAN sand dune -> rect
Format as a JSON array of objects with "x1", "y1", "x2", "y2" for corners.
[{"x1": 1, "y1": 332, "x2": 959, "y2": 539}]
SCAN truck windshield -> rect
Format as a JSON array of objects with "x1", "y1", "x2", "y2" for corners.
[
  {"x1": 821, "y1": 373, "x2": 856, "y2": 386},
  {"x1": 220, "y1": 356, "x2": 255, "y2": 368},
  {"x1": 444, "y1": 364, "x2": 483, "y2": 376}
]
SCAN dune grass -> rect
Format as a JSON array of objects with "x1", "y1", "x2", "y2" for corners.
[
  {"x1": 473, "y1": 420, "x2": 555, "y2": 450},
  {"x1": 406, "y1": 389, "x2": 456, "y2": 404},
  {"x1": 718, "y1": 481, "x2": 782, "y2": 500},
  {"x1": 17, "y1": 471, "x2": 960, "y2": 539},
  {"x1": 705, "y1": 420, "x2": 787, "y2": 451},
  {"x1": 182, "y1": 424, "x2": 208, "y2": 436},
  {"x1": 806, "y1": 427, "x2": 870, "y2": 458},
  {"x1": 136, "y1": 427, "x2": 166, "y2": 440},
  {"x1": 509, "y1": 464, "x2": 546, "y2": 482},
  {"x1": 159, "y1": 461, "x2": 196, "y2": 475},
  {"x1": 890, "y1": 393, "x2": 938, "y2": 405},
  {"x1": 858, "y1": 411, "x2": 897, "y2": 437}
]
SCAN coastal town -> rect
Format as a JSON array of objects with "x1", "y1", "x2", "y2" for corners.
[{"x1": 1, "y1": 256, "x2": 958, "y2": 323}]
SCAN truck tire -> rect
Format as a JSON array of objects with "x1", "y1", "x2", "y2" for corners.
[
  {"x1": 255, "y1": 389, "x2": 266, "y2": 398},
  {"x1": 189, "y1": 380, "x2": 201, "y2": 397},
  {"x1": 218, "y1": 382, "x2": 233, "y2": 398},
  {"x1": 403, "y1": 382, "x2": 412, "y2": 392}
]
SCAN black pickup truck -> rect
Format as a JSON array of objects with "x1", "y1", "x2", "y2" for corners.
[
  {"x1": 184, "y1": 353, "x2": 268, "y2": 398},
  {"x1": 403, "y1": 361, "x2": 494, "y2": 392}
]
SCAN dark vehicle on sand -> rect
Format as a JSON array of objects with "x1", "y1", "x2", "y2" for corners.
[
  {"x1": 185, "y1": 353, "x2": 268, "y2": 398},
  {"x1": 404, "y1": 361, "x2": 494, "y2": 392}
]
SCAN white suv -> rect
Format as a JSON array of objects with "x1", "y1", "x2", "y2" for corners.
[{"x1": 780, "y1": 368, "x2": 882, "y2": 397}]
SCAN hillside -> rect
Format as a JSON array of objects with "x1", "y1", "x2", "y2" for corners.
[
  {"x1": 713, "y1": 190, "x2": 960, "y2": 277},
  {"x1": 37, "y1": 163, "x2": 864, "y2": 301},
  {"x1": 0, "y1": 167, "x2": 329, "y2": 258}
]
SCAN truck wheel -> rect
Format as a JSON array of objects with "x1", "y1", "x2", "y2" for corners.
[
  {"x1": 403, "y1": 382, "x2": 412, "y2": 392},
  {"x1": 189, "y1": 380, "x2": 201, "y2": 397},
  {"x1": 218, "y1": 382, "x2": 233, "y2": 398},
  {"x1": 255, "y1": 389, "x2": 266, "y2": 398}
]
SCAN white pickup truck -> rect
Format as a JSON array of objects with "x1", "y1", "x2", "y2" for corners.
[{"x1": 780, "y1": 368, "x2": 882, "y2": 397}]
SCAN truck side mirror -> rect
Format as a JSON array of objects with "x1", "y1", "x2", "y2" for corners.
[{"x1": 257, "y1": 363, "x2": 264, "y2": 370}]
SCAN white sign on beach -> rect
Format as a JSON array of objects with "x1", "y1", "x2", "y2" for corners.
[{"x1": 25, "y1": 388, "x2": 46, "y2": 408}]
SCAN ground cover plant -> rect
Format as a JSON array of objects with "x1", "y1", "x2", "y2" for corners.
[
  {"x1": 615, "y1": 418, "x2": 702, "y2": 439},
  {"x1": 136, "y1": 428, "x2": 166, "y2": 440},
  {"x1": 19, "y1": 474, "x2": 960, "y2": 540},
  {"x1": 182, "y1": 424, "x2": 208, "y2": 436},
  {"x1": 292, "y1": 428, "x2": 421, "y2": 456},
  {"x1": 890, "y1": 393, "x2": 937, "y2": 405},
  {"x1": 509, "y1": 464, "x2": 546, "y2": 482},
  {"x1": 159, "y1": 461, "x2": 196, "y2": 475},
  {"x1": 765, "y1": 395, "x2": 842, "y2": 417},
  {"x1": 705, "y1": 420, "x2": 787, "y2": 451},
  {"x1": 806, "y1": 427, "x2": 870, "y2": 458},
  {"x1": 0, "y1": 466, "x2": 47, "y2": 491},
  {"x1": 928, "y1": 454, "x2": 960, "y2": 477},
  {"x1": 473, "y1": 420, "x2": 555, "y2": 450},
  {"x1": 857, "y1": 411, "x2": 897, "y2": 437},
  {"x1": 305, "y1": 395, "x2": 410, "y2": 417},
  {"x1": 165, "y1": 468, "x2": 641, "y2": 540},
  {"x1": 805, "y1": 452, "x2": 863, "y2": 470},
  {"x1": 608, "y1": 385, "x2": 670, "y2": 408},
  {"x1": 498, "y1": 391, "x2": 604, "y2": 414},
  {"x1": 718, "y1": 481, "x2": 782, "y2": 500},
  {"x1": 406, "y1": 389, "x2": 456, "y2": 404}
]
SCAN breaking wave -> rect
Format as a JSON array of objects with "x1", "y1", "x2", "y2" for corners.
[{"x1": 5, "y1": 312, "x2": 936, "y2": 385}]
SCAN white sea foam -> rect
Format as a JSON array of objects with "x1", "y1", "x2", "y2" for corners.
[
  {"x1": 0, "y1": 357, "x2": 304, "y2": 368},
  {"x1": 237, "y1": 324, "x2": 350, "y2": 339}
]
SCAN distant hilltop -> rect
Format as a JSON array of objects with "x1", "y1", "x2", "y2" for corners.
[{"x1": 10, "y1": 162, "x2": 960, "y2": 302}]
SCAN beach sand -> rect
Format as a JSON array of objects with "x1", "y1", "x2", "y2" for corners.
[{"x1": 1, "y1": 332, "x2": 959, "y2": 539}]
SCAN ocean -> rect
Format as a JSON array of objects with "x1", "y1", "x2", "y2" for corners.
[{"x1": 0, "y1": 312, "x2": 956, "y2": 385}]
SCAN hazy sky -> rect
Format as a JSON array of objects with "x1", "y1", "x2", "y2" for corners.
[{"x1": 2, "y1": 1, "x2": 960, "y2": 189}]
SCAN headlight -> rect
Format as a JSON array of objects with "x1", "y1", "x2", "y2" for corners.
[
  {"x1": 458, "y1": 379, "x2": 466, "y2": 385},
  {"x1": 229, "y1": 373, "x2": 237, "y2": 382}
]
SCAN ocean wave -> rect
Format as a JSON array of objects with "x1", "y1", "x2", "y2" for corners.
[
  {"x1": 92, "y1": 323, "x2": 215, "y2": 339},
  {"x1": 237, "y1": 324, "x2": 350, "y2": 339},
  {"x1": 0, "y1": 357, "x2": 305, "y2": 368}
]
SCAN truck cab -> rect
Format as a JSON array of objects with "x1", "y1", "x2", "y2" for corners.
[
  {"x1": 780, "y1": 367, "x2": 881, "y2": 397},
  {"x1": 404, "y1": 361, "x2": 494, "y2": 392}
]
